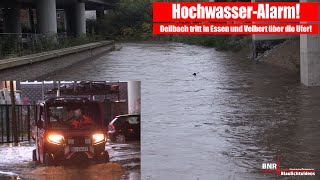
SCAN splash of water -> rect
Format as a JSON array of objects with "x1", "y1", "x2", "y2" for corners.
[{"x1": 22, "y1": 163, "x2": 125, "y2": 180}]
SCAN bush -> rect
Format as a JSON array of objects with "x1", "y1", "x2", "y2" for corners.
[{"x1": 99, "y1": 0, "x2": 152, "y2": 40}]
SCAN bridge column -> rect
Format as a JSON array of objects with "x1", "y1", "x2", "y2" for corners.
[
  {"x1": 96, "y1": 9, "x2": 105, "y2": 33},
  {"x1": 36, "y1": 0, "x2": 57, "y2": 34},
  {"x1": 28, "y1": 9, "x2": 35, "y2": 33},
  {"x1": 64, "y1": 2, "x2": 86, "y2": 36},
  {"x1": 128, "y1": 81, "x2": 141, "y2": 114},
  {"x1": 74, "y1": 1, "x2": 86, "y2": 36},
  {"x1": 64, "y1": 7, "x2": 74, "y2": 35},
  {"x1": 3, "y1": 6, "x2": 21, "y2": 33},
  {"x1": 300, "y1": 0, "x2": 320, "y2": 86}
]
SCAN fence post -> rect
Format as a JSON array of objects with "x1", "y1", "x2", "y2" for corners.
[
  {"x1": 0, "y1": 106, "x2": 3, "y2": 142},
  {"x1": 19, "y1": 106, "x2": 22, "y2": 141},
  {"x1": 27, "y1": 106, "x2": 31, "y2": 141},
  {"x1": 6, "y1": 106, "x2": 10, "y2": 142},
  {"x1": 10, "y1": 81, "x2": 18, "y2": 143},
  {"x1": 34, "y1": 106, "x2": 37, "y2": 130}
]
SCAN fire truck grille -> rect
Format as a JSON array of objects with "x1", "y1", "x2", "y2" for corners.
[{"x1": 67, "y1": 137, "x2": 90, "y2": 145}]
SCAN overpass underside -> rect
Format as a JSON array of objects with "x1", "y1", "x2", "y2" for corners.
[{"x1": 0, "y1": 0, "x2": 114, "y2": 36}]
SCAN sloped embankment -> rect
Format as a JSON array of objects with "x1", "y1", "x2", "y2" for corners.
[{"x1": 258, "y1": 38, "x2": 300, "y2": 73}]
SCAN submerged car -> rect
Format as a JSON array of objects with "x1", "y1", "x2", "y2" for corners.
[
  {"x1": 32, "y1": 97, "x2": 109, "y2": 166},
  {"x1": 108, "y1": 114, "x2": 140, "y2": 143}
]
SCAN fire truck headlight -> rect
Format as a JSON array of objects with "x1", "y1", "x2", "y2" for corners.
[
  {"x1": 48, "y1": 134, "x2": 64, "y2": 144},
  {"x1": 92, "y1": 133, "x2": 105, "y2": 144}
]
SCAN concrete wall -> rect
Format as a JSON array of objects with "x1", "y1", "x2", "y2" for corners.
[
  {"x1": 0, "y1": 41, "x2": 115, "y2": 80},
  {"x1": 300, "y1": 0, "x2": 320, "y2": 86}
]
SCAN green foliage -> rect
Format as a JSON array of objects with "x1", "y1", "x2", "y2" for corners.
[{"x1": 99, "y1": 0, "x2": 152, "y2": 40}]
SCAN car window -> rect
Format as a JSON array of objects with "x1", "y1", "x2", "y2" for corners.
[
  {"x1": 47, "y1": 104, "x2": 99, "y2": 129},
  {"x1": 115, "y1": 117, "x2": 126, "y2": 125},
  {"x1": 126, "y1": 117, "x2": 139, "y2": 124}
]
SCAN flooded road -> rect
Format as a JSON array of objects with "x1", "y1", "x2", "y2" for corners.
[
  {"x1": 0, "y1": 141, "x2": 140, "y2": 180},
  {"x1": 46, "y1": 42, "x2": 320, "y2": 179}
]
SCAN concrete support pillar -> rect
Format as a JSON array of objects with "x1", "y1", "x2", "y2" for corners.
[
  {"x1": 96, "y1": 9, "x2": 105, "y2": 33},
  {"x1": 300, "y1": 0, "x2": 320, "y2": 86},
  {"x1": 36, "y1": 0, "x2": 57, "y2": 34},
  {"x1": 65, "y1": 2, "x2": 86, "y2": 36},
  {"x1": 28, "y1": 9, "x2": 35, "y2": 33},
  {"x1": 74, "y1": 2, "x2": 86, "y2": 36},
  {"x1": 96, "y1": 10, "x2": 104, "y2": 20},
  {"x1": 128, "y1": 81, "x2": 141, "y2": 114},
  {"x1": 3, "y1": 6, "x2": 21, "y2": 33},
  {"x1": 64, "y1": 8, "x2": 74, "y2": 35}
]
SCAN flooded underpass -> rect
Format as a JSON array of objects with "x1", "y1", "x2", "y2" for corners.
[
  {"x1": 0, "y1": 141, "x2": 140, "y2": 180},
  {"x1": 16, "y1": 42, "x2": 320, "y2": 179}
]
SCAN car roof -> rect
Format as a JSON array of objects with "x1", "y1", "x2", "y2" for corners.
[
  {"x1": 40, "y1": 97, "x2": 97, "y2": 106},
  {"x1": 116, "y1": 114, "x2": 140, "y2": 118}
]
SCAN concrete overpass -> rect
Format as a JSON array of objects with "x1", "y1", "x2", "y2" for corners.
[{"x1": 0, "y1": 0, "x2": 114, "y2": 36}]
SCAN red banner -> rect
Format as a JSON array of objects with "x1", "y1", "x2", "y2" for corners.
[
  {"x1": 153, "y1": 2, "x2": 319, "y2": 22},
  {"x1": 153, "y1": 24, "x2": 318, "y2": 34}
]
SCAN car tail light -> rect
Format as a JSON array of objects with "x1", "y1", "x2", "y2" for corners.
[{"x1": 108, "y1": 124, "x2": 115, "y2": 131}]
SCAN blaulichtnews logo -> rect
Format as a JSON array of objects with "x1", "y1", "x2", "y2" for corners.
[{"x1": 261, "y1": 160, "x2": 316, "y2": 176}]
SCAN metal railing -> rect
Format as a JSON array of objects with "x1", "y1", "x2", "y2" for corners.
[
  {"x1": 0, "y1": 32, "x2": 105, "y2": 60},
  {"x1": 0, "y1": 105, "x2": 36, "y2": 143},
  {"x1": 0, "y1": 33, "x2": 68, "y2": 59}
]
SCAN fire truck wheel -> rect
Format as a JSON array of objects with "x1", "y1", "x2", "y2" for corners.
[
  {"x1": 44, "y1": 153, "x2": 55, "y2": 166},
  {"x1": 115, "y1": 134, "x2": 126, "y2": 143},
  {"x1": 97, "y1": 151, "x2": 109, "y2": 164},
  {"x1": 103, "y1": 151, "x2": 110, "y2": 163}
]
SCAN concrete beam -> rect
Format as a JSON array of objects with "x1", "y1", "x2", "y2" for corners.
[{"x1": 300, "y1": 0, "x2": 320, "y2": 86}]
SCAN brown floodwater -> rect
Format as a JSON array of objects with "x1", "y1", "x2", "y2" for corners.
[
  {"x1": 0, "y1": 141, "x2": 140, "y2": 180},
  {"x1": 19, "y1": 42, "x2": 320, "y2": 179}
]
